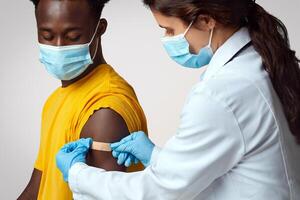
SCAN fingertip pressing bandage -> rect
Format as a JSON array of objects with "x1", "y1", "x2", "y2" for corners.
[{"x1": 91, "y1": 142, "x2": 112, "y2": 152}]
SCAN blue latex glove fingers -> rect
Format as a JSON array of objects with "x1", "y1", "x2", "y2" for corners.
[
  {"x1": 62, "y1": 149, "x2": 87, "y2": 181},
  {"x1": 60, "y1": 138, "x2": 92, "y2": 153},
  {"x1": 112, "y1": 150, "x2": 121, "y2": 158},
  {"x1": 56, "y1": 150, "x2": 69, "y2": 181},
  {"x1": 60, "y1": 142, "x2": 78, "y2": 153},
  {"x1": 71, "y1": 145, "x2": 90, "y2": 163},
  {"x1": 110, "y1": 133, "x2": 135, "y2": 150},
  {"x1": 113, "y1": 151, "x2": 138, "y2": 166},
  {"x1": 111, "y1": 131, "x2": 154, "y2": 167},
  {"x1": 124, "y1": 154, "x2": 134, "y2": 167},
  {"x1": 56, "y1": 138, "x2": 93, "y2": 182},
  {"x1": 113, "y1": 141, "x2": 135, "y2": 154},
  {"x1": 113, "y1": 150, "x2": 137, "y2": 167},
  {"x1": 134, "y1": 157, "x2": 139, "y2": 165},
  {"x1": 77, "y1": 138, "x2": 93, "y2": 148},
  {"x1": 117, "y1": 152, "x2": 128, "y2": 165},
  {"x1": 110, "y1": 131, "x2": 146, "y2": 150}
]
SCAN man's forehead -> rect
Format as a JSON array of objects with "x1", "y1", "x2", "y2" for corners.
[{"x1": 36, "y1": 0, "x2": 92, "y2": 22}]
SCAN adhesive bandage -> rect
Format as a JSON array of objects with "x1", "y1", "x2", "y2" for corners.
[{"x1": 91, "y1": 142, "x2": 112, "y2": 152}]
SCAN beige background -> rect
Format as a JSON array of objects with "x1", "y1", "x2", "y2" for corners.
[{"x1": 0, "y1": 0, "x2": 299, "y2": 198}]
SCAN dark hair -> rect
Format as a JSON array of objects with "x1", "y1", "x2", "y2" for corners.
[
  {"x1": 144, "y1": 0, "x2": 300, "y2": 143},
  {"x1": 29, "y1": 0, "x2": 110, "y2": 19}
]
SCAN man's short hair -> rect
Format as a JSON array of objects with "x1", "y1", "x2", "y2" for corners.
[{"x1": 30, "y1": 0, "x2": 110, "y2": 19}]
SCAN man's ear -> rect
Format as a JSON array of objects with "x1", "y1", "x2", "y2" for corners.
[
  {"x1": 98, "y1": 18, "x2": 108, "y2": 36},
  {"x1": 194, "y1": 15, "x2": 216, "y2": 31}
]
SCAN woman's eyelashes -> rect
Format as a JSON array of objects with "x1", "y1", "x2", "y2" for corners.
[{"x1": 164, "y1": 28, "x2": 174, "y2": 36}]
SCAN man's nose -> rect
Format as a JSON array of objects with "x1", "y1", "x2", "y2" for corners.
[{"x1": 54, "y1": 36, "x2": 65, "y2": 46}]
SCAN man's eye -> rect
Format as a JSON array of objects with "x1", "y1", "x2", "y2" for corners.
[
  {"x1": 41, "y1": 32, "x2": 54, "y2": 41},
  {"x1": 66, "y1": 34, "x2": 81, "y2": 42}
]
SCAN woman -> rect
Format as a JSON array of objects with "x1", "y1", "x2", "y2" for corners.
[{"x1": 56, "y1": 0, "x2": 300, "y2": 199}]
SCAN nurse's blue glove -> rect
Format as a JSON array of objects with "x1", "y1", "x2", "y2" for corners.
[
  {"x1": 56, "y1": 138, "x2": 92, "y2": 182},
  {"x1": 110, "y1": 131, "x2": 155, "y2": 167}
]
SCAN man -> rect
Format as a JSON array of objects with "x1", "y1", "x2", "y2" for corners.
[{"x1": 18, "y1": 0, "x2": 147, "y2": 199}]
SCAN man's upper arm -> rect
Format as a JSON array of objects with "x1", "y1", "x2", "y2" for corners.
[
  {"x1": 17, "y1": 169, "x2": 42, "y2": 200},
  {"x1": 80, "y1": 108, "x2": 129, "y2": 171}
]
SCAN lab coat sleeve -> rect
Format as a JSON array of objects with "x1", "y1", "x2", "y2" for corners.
[
  {"x1": 149, "y1": 146, "x2": 162, "y2": 165},
  {"x1": 68, "y1": 89, "x2": 246, "y2": 200}
]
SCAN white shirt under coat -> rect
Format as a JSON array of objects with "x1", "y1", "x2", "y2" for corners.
[{"x1": 68, "y1": 27, "x2": 300, "y2": 200}]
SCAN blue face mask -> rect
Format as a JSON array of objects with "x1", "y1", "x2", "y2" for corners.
[
  {"x1": 38, "y1": 20, "x2": 101, "y2": 81},
  {"x1": 161, "y1": 21, "x2": 214, "y2": 69}
]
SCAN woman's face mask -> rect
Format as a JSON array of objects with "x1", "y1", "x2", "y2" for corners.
[{"x1": 160, "y1": 20, "x2": 214, "y2": 69}]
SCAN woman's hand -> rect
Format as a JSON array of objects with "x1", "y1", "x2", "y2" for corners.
[
  {"x1": 56, "y1": 138, "x2": 93, "y2": 182},
  {"x1": 110, "y1": 131, "x2": 155, "y2": 167}
]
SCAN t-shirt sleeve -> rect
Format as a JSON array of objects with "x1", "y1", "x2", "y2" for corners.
[
  {"x1": 74, "y1": 94, "x2": 147, "y2": 172},
  {"x1": 74, "y1": 94, "x2": 147, "y2": 141},
  {"x1": 34, "y1": 134, "x2": 44, "y2": 171},
  {"x1": 34, "y1": 104, "x2": 49, "y2": 171}
]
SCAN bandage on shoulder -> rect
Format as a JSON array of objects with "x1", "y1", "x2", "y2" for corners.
[{"x1": 91, "y1": 142, "x2": 112, "y2": 152}]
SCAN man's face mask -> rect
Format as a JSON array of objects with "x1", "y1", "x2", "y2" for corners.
[{"x1": 38, "y1": 19, "x2": 101, "y2": 81}]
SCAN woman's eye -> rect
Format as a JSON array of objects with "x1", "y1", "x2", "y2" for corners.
[{"x1": 165, "y1": 29, "x2": 174, "y2": 36}]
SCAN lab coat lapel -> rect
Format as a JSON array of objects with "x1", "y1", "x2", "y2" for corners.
[{"x1": 203, "y1": 27, "x2": 252, "y2": 81}]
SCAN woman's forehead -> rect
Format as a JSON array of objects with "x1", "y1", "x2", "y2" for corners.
[{"x1": 151, "y1": 9, "x2": 186, "y2": 29}]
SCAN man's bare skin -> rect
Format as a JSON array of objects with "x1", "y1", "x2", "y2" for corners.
[{"x1": 18, "y1": 0, "x2": 127, "y2": 199}]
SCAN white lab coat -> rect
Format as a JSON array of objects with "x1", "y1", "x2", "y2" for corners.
[{"x1": 68, "y1": 28, "x2": 300, "y2": 200}]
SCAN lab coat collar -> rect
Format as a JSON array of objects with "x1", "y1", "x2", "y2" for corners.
[{"x1": 203, "y1": 27, "x2": 251, "y2": 81}]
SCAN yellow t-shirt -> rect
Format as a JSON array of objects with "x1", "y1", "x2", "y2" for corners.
[{"x1": 34, "y1": 64, "x2": 148, "y2": 200}]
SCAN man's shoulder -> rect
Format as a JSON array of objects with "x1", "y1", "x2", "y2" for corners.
[{"x1": 105, "y1": 65, "x2": 136, "y2": 95}]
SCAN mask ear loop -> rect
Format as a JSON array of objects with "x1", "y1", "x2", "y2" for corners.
[
  {"x1": 208, "y1": 28, "x2": 214, "y2": 47},
  {"x1": 89, "y1": 19, "x2": 102, "y2": 45},
  {"x1": 92, "y1": 37, "x2": 99, "y2": 60},
  {"x1": 183, "y1": 20, "x2": 194, "y2": 36},
  {"x1": 89, "y1": 18, "x2": 102, "y2": 60}
]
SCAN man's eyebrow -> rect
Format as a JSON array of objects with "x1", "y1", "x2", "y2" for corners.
[
  {"x1": 64, "y1": 27, "x2": 83, "y2": 32},
  {"x1": 38, "y1": 27, "x2": 52, "y2": 32},
  {"x1": 38, "y1": 27, "x2": 83, "y2": 32}
]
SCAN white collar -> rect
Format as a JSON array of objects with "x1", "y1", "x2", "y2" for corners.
[{"x1": 203, "y1": 27, "x2": 252, "y2": 81}]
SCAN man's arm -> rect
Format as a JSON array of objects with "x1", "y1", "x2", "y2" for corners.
[
  {"x1": 80, "y1": 108, "x2": 130, "y2": 171},
  {"x1": 17, "y1": 169, "x2": 42, "y2": 200},
  {"x1": 68, "y1": 90, "x2": 245, "y2": 200}
]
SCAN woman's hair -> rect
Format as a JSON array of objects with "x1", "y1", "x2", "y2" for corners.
[
  {"x1": 144, "y1": 0, "x2": 300, "y2": 143},
  {"x1": 29, "y1": 0, "x2": 110, "y2": 19}
]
